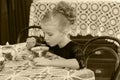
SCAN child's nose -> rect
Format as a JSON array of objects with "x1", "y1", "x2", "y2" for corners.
[{"x1": 44, "y1": 35, "x2": 49, "y2": 41}]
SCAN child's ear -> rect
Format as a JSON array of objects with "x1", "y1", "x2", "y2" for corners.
[
  {"x1": 62, "y1": 27, "x2": 71, "y2": 35},
  {"x1": 69, "y1": 24, "x2": 72, "y2": 28},
  {"x1": 66, "y1": 24, "x2": 76, "y2": 35}
]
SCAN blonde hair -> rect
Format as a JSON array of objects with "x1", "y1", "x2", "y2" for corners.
[{"x1": 41, "y1": 1, "x2": 76, "y2": 33}]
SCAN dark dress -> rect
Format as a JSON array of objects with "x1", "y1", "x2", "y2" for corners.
[{"x1": 49, "y1": 41, "x2": 85, "y2": 69}]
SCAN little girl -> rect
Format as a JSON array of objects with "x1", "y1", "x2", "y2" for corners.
[{"x1": 33, "y1": 1, "x2": 85, "y2": 69}]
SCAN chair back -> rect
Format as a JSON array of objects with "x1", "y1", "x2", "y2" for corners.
[
  {"x1": 17, "y1": 26, "x2": 43, "y2": 43},
  {"x1": 83, "y1": 36, "x2": 120, "y2": 80}
]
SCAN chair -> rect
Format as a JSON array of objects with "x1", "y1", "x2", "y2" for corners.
[
  {"x1": 83, "y1": 36, "x2": 120, "y2": 80},
  {"x1": 17, "y1": 26, "x2": 45, "y2": 44}
]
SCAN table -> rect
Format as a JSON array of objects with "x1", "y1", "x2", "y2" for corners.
[
  {"x1": 0, "y1": 43, "x2": 95, "y2": 80},
  {"x1": 0, "y1": 61, "x2": 95, "y2": 80}
]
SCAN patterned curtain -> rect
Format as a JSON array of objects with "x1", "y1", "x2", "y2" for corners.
[{"x1": 29, "y1": 0, "x2": 120, "y2": 39}]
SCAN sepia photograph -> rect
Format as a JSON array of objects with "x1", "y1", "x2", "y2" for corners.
[{"x1": 0, "y1": 0, "x2": 120, "y2": 80}]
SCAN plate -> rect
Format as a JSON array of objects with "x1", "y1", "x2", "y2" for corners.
[{"x1": 31, "y1": 46, "x2": 49, "y2": 51}]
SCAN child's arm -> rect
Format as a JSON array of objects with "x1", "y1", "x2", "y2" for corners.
[
  {"x1": 33, "y1": 57, "x2": 80, "y2": 69},
  {"x1": 50, "y1": 58, "x2": 80, "y2": 69}
]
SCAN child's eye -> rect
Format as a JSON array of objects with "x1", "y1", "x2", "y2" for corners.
[
  {"x1": 48, "y1": 33, "x2": 53, "y2": 36},
  {"x1": 45, "y1": 32, "x2": 53, "y2": 36}
]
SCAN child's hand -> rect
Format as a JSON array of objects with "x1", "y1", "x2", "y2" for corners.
[
  {"x1": 33, "y1": 57, "x2": 50, "y2": 66},
  {"x1": 46, "y1": 52, "x2": 66, "y2": 60},
  {"x1": 26, "y1": 37, "x2": 37, "y2": 49}
]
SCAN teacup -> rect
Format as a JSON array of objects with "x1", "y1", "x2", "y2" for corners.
[{"x1": 31, "y1": 46, "x2": 49, "y2": 57}]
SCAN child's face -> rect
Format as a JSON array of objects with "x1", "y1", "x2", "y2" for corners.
[{"x1": 41, "y1": 20, "x2": 64, "y2": 47}]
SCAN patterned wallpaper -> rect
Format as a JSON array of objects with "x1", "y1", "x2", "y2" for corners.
[{"x1": 29, "y1": 0, "x2": 120, "y2": 39}]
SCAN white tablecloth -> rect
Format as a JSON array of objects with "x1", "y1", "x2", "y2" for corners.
[{"x1": 0, "y1": 43, "x2": 95, "y2": 80}]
